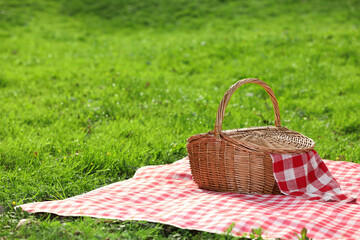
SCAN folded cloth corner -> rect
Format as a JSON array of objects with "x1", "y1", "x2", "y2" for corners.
[{"x1": 270, "y1": 150, "x2": 357, "y2": 203}]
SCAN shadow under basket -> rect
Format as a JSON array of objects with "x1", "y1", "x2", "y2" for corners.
[{"x1": 187, "y1": 78, "x2": 315, "y2": 195}]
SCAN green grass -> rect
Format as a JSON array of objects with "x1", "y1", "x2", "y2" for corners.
[{"x1": 0, "y1": 0, "x2": 359, "y2": 238}]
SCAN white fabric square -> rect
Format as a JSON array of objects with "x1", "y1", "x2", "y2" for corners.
[{"x1": 283, "y1": 168, "x2": 296, "y2": 180}]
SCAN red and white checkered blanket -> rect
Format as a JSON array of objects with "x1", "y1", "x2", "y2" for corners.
[
  {"x1": 19, "y1": 158, "x2": 360, "y2": 239},
  {"x1": 270, "y1": 150, "x2": 356, "y2": 203}
]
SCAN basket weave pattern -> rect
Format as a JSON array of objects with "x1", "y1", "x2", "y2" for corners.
[{"x1": 187, "y1": 78, "x2": 315, "y2": 195}]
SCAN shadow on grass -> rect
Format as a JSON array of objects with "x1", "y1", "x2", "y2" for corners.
[
  {"x1": 2, "y1": 0, "x2": 358, "y2": 31},
  {"x1": 58, "y1": 0, "x2": 347, "y2": 30}
]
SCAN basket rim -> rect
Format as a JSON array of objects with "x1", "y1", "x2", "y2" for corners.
[{"x1": 187, "y1": 126, "x2": 315, "y2": 154}]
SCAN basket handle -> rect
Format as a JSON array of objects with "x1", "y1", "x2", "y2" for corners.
[{"x1": 214, "y1": 78, "x2": 281, "y2": 137}]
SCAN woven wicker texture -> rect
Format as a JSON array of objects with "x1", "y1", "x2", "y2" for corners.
[{"x1": 187, "y1": 78, "x2": 315, "y2": 194}]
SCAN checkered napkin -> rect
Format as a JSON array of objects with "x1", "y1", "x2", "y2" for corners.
[
  {"x1": 19, "y1": 158, "x2": 360, "y2": 239},
  {"x1": 270, "y1": 150, "x2": 357, "y2": 203}
]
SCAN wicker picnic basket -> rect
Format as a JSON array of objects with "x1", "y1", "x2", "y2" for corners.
[{"x1": 187, "y1": 78, "x2": 315, "y2": 195}]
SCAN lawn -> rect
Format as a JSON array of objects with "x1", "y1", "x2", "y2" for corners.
[{"x1": 0, "y1": 0, "x2": 359, "y2": 238}]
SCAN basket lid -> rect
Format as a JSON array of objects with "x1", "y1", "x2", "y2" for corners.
[{"x1": 220, "y1": 126, "x2": 315, "y2": 154}]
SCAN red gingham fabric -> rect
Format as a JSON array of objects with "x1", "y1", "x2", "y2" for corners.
[
  {"x1": 19, "y1": 158, "x2": 360, "y2": 239},
  {"x1": 270, "y1": 150, "x2": 357, "y2": 203}
]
